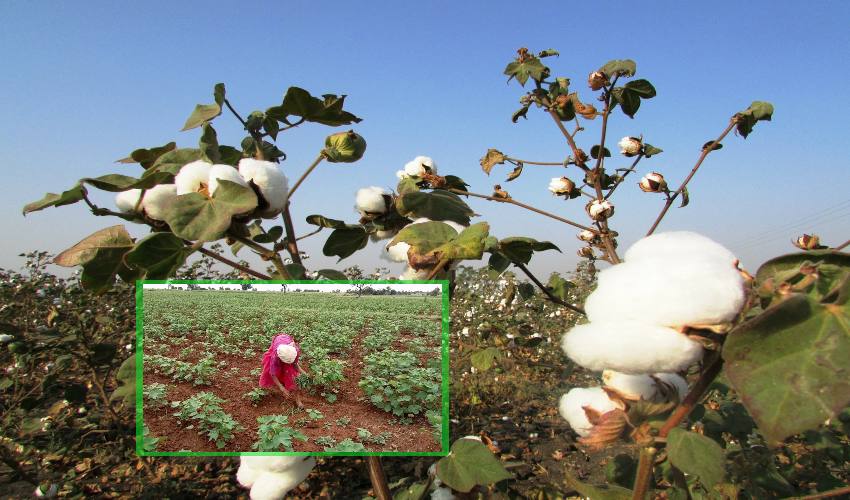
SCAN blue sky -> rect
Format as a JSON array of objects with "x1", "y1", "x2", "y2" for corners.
[{"x1": 2, "y1": 1, "x2": 849, "y2": 279}]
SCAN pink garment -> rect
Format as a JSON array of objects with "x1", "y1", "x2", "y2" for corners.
[{"x1": 259, "y1": 334, "x2": 301, "y2": 391}]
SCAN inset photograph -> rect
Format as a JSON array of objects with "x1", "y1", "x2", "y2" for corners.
[{"x1": 137, "y1": 281, "x2": 447, "y2": 455}]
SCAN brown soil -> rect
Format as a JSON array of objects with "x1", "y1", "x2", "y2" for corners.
[{"x1": 144, "y1": 325, "x2": 441, "y2": 453}]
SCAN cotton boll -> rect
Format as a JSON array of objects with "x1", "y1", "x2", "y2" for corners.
[
  {"x1": 584, "y1": 259, "x2": 746, "y2": 327},
  {"x1": 237, "y1": 463, "x2": 262, "y2": 488},
  {"x1": 404, "y1": 156, "x2": 437, "y2": 177},
  {"x1": 355, "y1": 186, "x2": 390, "y2": 216},
  {"x1": 370, "y1": 229, "x2": 397, "y2": 242},
  {"x1": 396, "y1": 169, "x2": 409, "y2": 180},
  {"x1": 208, "y1": 164, "x2": 249, "y2": 195},
  {"x1": 602, "y1": 370, "x2": 688, "y2": 402},
  {"x1": 386, "y1": 241, "x2": 411, "y2": 262},
  {"x1": 239, "y1": 455, "x2": 304, "y2": 473},
  {"x1": 431, "y1": 487, "x2": 456, "y2": 500},
  {"x1": 140, "y1": 184, "x2": 178, "y2": 221},
  {"x1": 249, "y1": 471, "x2": 299, "y2": 500},
  {"x1": 400, "y1": 266, "x2": 429, "y2": 280},
  {"x1": 115, "y1": 189, "x2": 142, "y2": 212},
  {"x1": 561, "y1": 321, "x2": 703, "y2": 374},
  {"x1": 655, "y1": 373, "x2": 689, "y2": 402},
  {"x1": 559, "y1": 387, "x2": 622, "y2": 437},
  {"x1": 624, "y1": 231, "x2": 737, "y2": 266},
  {"x1": 175, "y1": 160, "x2": 213, "y2": 195},
  {"x1": 238, "y1": 159, "x2": 289, "y2": 218}
]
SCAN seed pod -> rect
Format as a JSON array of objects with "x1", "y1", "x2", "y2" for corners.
[
  {"x1": 577, "y1": 246, "x2": 595, "y2": 258},
  {"x1": 618, "y1": 136, "x2": 642, "y2": 157},
  {"x1": 586, "y1": 199, "x2": 615, "y2": 220},
  {"x1": 639, "y1": 172, "x2": 667, "y2": 193},
  {"x1": 548, "y1": 177, "x2": 575, "y2": 195},
  {"x1": 323, "y1": 130, "x2": 367, "y2": 163},
  {"x1": 578, "y1": 230, "x2": 598, "y2": 243},
  {"x1": 794, "y1": 234, "x2": 823, "y2": 250},
  {"x1": 588, "y1": 71, "x2": 609, "y2": 91}
]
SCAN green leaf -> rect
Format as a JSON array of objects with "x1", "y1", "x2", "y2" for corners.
[
  {"x1": 702, "y1": 140, "x2": 723, "y2": 152},
  {"x1": 262, "y1": 115, "x2": 280, "y2": 140},
  {"x1": 504, "y1": 57, "x2": 548, "y2": 87},
  {"x1": 253, "y1": 226, "x2": 283, "y2": 243},
  {"x1": 470, "y1": 347, "x2": 501, "y2": 371},
  {"x1": 284, "y1": 263, "x2": 307, "y2": 280},
  {"x1": 317, "y1": 269, "x2": 348, "y2": 280},
  {"x1": 429, "y1": 223, "x2": 490, "y2": 261},
  {"x1": 735, "y1": 101, "x2": 774, "y2": 138},
  {"x1": 52, "y1": 225, "x2": 141, "y2": 292},
  {"x1": 199, "y1": 123, "x2": 221, "y2": 163},
  {"x1": 498, "y1": 237, "x2": 561, "y2": 265},
  {"x1": 217, "y1": 145, "x2": 243, "y2": 166},
  {"x1": 756, "y1": 251, "x2": 850, "y2": 305},
  {"x1": 600, "y1": 59, "x2": 637, "y2": 78},
  {"x1": 305, "y1": 215, "x2": 349, "y2": 229},
  {"x1": 624, "y1": 79, "x2": 656, "y2": 98},
  {"x1": 443, "y1": 175, "x2": 470, "y2": 191},
  {"x1": 518, "y1": 282, "x2": 535, "y2": 300},
  {"x1": 723, "y1": 292, "x2": 850, "y2": 443},
  {"x1": 547, "y1": 274, "x2": 574, "y2": 301},
  {"x1": 564, "y1": 471, "x2": 632, "y2": 500},
  {"x1": 390, "y1": 221, "x2": 459, "y2": 256},
  {"x1": 116, "y1": 141, "x2": 177, "y2": 169},
  {"x1": 145, "y1": 148, "x2": 203, "y2": 177},
  {"x1": 245, "y1": 111, "x2": 264, "y2": 132},
  {"x1": 611, "y1": 87, "x2": 640, "y2": 118},
  {"x1": 396, "y1": 190, "x2": 474, "y2": 226},
  {"x1": 163, "y1": 180, "x2": 259, "y2": 242},
  {"x1": 679, "y1": 186, "x2": 689, "y2": 208},
  {"x1": 488, "y1": 252, "x2": 511, "y2": 274},
  {"x1": 538, "y1": 48, "x2": 559, "y2": 58},
  {"x1": 436, "y1": 438, "x2": 512, "y2": 493},
  {"x1": 605, "y1": 454, "x2": 637, "y2": 489},
  {"x1": 512, "y1": 105, "x2": 530, "y2": 122},
  {"x1": 666, "y1": 428, "x2": 726, "y2": 488},
  {"x1": 590, "y1": 145, "x2": 612, "y2": 159},
  {"x1": 125, "y1": 232, "x2": 192, "y2": 279},
  {"x1": 54, "y1": 225, "x2": 134, "y2": 268},
  {"x1": 23, "y1": 184, "x2": 86, "y2": 215},
  {"x1": 323, "y1": 227, "x2": 369, "y2": 260},
  {"x1": 80, "y1": 173, "x2": 173, "y2": 192},
  {"x1": 393, "y1": 480, "x2": 429, "y2": 500},
  {"x1": 643, "y1": 143, "x2": 663, "y2": 157},
  {"x1": 181, "y1": 103, "x2": 221, "y2": 131},
  {"x1": 110, "y1": 355, "x2": 136, "y2": 407},
  {"x1": 266, "y1": 87, "x2": 362, "y2": 126}
]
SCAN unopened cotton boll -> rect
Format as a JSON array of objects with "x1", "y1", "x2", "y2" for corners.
[
  {"x1": 548, "y1": 177, "x2": 575, "y2": 195},
  {"x1": 584, "y1": 258, "x2": 746, "y2": 327},
  {"x1": 175, "y1": 160, "x2": 213, "y2": 195},
  {"x1": 208, "y1": 164, "x2": 249, "y2": 195},
  {"x1": 140, "y1": 184, "x2": 178, "y2": 221},
  {"x1": 602, "y1": 370, "x2": 689, "y2": 402},
  {"x1": 623, "y1": 231, "x2": 737, "y2": 267},
  {"x1": 561, "y1": 321, "x2": 703, "y2": 374},
  {"x1": 355, "y1": 186, "x2": 390, "y2": 216},
  {"x1": 115, "y1": 189, "x2": 142, "y2": 213},
  {"x1": 404, "y1": 156, "x2": 437, "y2": 177},
  {"x1": 238, "y1": 159, "x2": 289, "y2": 218},
  {"x1": 559, "y1": 387, "x2": 622, "y2": 437}
]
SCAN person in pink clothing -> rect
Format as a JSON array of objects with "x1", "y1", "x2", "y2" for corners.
[{"x1": 259, "y1": 334, "x2": 308, "y2": 408}]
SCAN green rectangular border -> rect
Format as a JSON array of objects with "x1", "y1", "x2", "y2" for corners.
[{"x1": 135, "y1": 279, "x2": 450, "y2": 457}]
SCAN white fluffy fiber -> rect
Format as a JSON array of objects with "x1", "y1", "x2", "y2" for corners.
[
  {"x1": 115, "y1": 189, "x2": 142, "y2": 212},
  {"x1": 400, "y1": 266, "x2": 430, "y2": 280},
  {"x1": 237, "y1": 456, "x2": 315, "y2": 500},
  {"x1": 403, "y1": 156, "x2": 437, "y2": 177},
  {"x1": 561, "y1": 321, "x2": 703, "y2": 374},
  {"x1": 238, "y1": 158, "x2": 289, "y2": 218},
  {"x1": 559, "y1": 387, "x2": 623, "y2": 437},
  {"x1": 624, "y1": 231, "x2": 737, "y2": 267},
  {"x1": 370, "y1": 229, "x2": 397, "y2": 242},
  {"x1": 584, "y1": 258, "x2": 746, "y2": 327},
  {"x1": 114, "y1": 185, "x2": 177, "y2": 221},
  {"x1": 175, "y1": 160, "x2": 213, "y2": 195},
  {"x1": 602, "y1": 370, "x2": 689, "y2": 402},
  {"x1": 355, "y1": 186, "x2": 390, "y2": 216},
  {"x1": 208, "y1": 164, "x2": 249, "y2": 195}
]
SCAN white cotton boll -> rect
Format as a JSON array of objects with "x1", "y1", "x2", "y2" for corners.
[
  {"x1": 561, "y1": 321, "x2": 703, "y2": 374},
  {"x1": 238, "y1": 158, "x2": 289, "y2": 218},
  {"x1": 410, "y1": 217, "x2": 465, "y2": 234},
  {"x1": 396, "y1": 169, "x2": 409, "y2": 180},
  {"x1": 400, "y1": 266, "x2": 429, "y2": 280},
  {"x1": 404, "y1": 156, "x2": 437, "y2": 177},
  {"x1": 559, "y1": 387, "x2": 622, "y2": 437},
  {"x1": 175, "y1": 160, "x2": 213, "y2": 195},
  {"x1": 355, "y1": 186, "x2": 390, "y2": 216},
  {"x1": 370, "y1": 229, "x2": 397, "y2": 242},
  {"x1": 431, "y1": 487, "x2": 456, "y2": 500},
  {"x1": 386, "y1": 241, "x2": 410, "y2": 262},
  {"x1": 249, "y1": 471, "x2": 297, "y2": 500},
  {"x1": 140, "y1": 184, "x2": 178, "y2": 221},
  {"x1": 584, "y1": 259, "x2": 746, "y2": 327},
  {"x1": 115, "y1": 189, "x2": 142, "y2": 213},
  {"x1": 624, "y1": 231, "x2": 737, "y2": 266},
  {"x1": 655, "y1": 373, "x2": 690, "y2": 402},
  {"x1": 237, "y1": 463, "x2": 262, "y2": 488},
  {"x1": 602, "y1": 370, "x2": 688, "y2": 402},
  {"x1": 239, "y1": 455, "x2": 304, "y2": 474},
  {"x1": 208, "y1": 164, "x2": 249, "y2": 195}
]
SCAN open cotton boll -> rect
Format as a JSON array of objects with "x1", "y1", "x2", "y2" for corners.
[
  {"x1": 386, "y1": 241, "x2": 410, "y2": 262},
  {"x1": 410, "y1": 217, "x2": 466, "y2": 234},
  {"x1": 584, "y1": 259, "x2": 746, "y2": 327},
  {"x1": 248, "y1": 458, "x2": 315, "y2": 500},
  {"x1": 370, "y1": 229, "x2": 397, "y2": 242},
  {"x1": 208, "y1": 164, "x2": 249, "y2": 195},
  {"x1": 238, "y1": 158, "x2": 289, "y2": 218},
  {"x1": 140, "y1": 184, "x2": 178, "y2": 221},
  {"x1": 237, "y1": 463, "x2": 262, "y2": 488},
  {"x1": 175, "y1": 160, "x2": 213, "y2": 195},
  {"x1": 355, "y1": 186, "x2": 390, "y2": 216},
  {"x1": 404, "y1": 156, "x2": 437, "y2": 177},
  {"x1": 602, "y1": 370, "x2": 689, "y2": 402},
  {"x1": 115, "y1": 189, "x2": 142, "y2": 212},
  {"x1": 561, "y1": 321, "x2": 703, "y2": 374},
  {"x1": 624, "y1": 231, "x2": 737, "y2": 266},
  {"x1": 400, "y1": 266, "x2": 430, "y2": 280},
  {"x1": 559, "y1": 387, "x2": 622, "y2": 437}
]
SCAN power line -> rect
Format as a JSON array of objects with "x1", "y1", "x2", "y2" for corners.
[{"x1": 730, "y1": 199, "x2": 850, "y2": 247}]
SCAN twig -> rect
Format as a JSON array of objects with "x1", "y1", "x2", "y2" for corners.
[
  {"x1": 295, "y1": 227, "x2": 323, "y2": 241},
  {"x1": 789, "y1": 485, "x2": 850, "y2": 500},
  {"x1": 448, "y1": 189, "x2": 599, "y2": 233},
  {"x1": 605, "y1": 154, "x2": 644, "y2": 200},
  {"x1": 630, "y1": 446, "x2": 657, "y2": 500},
  {"x1": 515, "y1": 262, "x2": 585, "y2": 315},
  {"x1": 224, "y1": 98, "x2": 265, "y2": 160},
  {"x1": 227, "y1": 233, "x2": 292, "y2": 279},
  {"x1": 833, "y1": 238, "x2": 850, "y2": 251},
  {"x1": 426, "y1": 258, "x2": 450, "y2": 280},
  {"x1": 367, "y1": 457, "x2": 391, "y2": 500},
  {"x1": 196, "y1": 247, "x2": 271, "y2": 279},
  {"x1": 646, "y1": 120, "x2": 737, "y2": 236},
  {"x1": 590, "y1": 82, "x2": 621, "y2": 264},
  {"x1": 505, "y1": 157, "x2": 566, "y2": 166},
  {"x1": 280, "y1": 203, "x2": 303, "y2": 266}
]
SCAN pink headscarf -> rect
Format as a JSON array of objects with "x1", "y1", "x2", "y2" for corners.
[{"x1": 259, "y1": 334, "x2": 301, "y2": 391}]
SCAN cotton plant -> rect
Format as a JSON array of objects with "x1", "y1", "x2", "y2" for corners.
[{"x1": 236, "y1": 455, "x2": 316, "y2": 500}]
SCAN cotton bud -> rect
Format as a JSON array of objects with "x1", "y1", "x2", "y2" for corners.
[
  {"x1": 561, "y1": 321, "x2": 704, "y2": 374},
  {"x1": 355, "y1": 186, "x2": 391, "y2": 217},
  {"x1": 577, "y1": 246, "x2": 595, "y2": 258},
  {"x1": 403, "y1": 156, "x2": 438, "y2": 178},
  {"x1": 618, "y1": 136, "x2": 642, "y2": 157},
  {"x1": 175, "y1": 160, "x2": 213, "y2": 195},
  {"x1": 794, "y1": 234, "x2": 823, "y2": 250},
  {"x1": 323, "y1": 130, "x2": 367, "y2": 163},
  {"x1": 577, "y1": 230, "x2": 598, "y2": 243},
  {"x1": 602, "y1": 370, "x2": 689, "y2": 403},
  {"x1": 586, "y1": 199, "x2": 614, "y2": 220},
  {"x1": 559, "y1": 387, "x2": 623, "y2": 437},
  {"x1": 238, "y1": 159, "x2": 289, "y2": 218},
  {"x1": 548, "y1": 177, "x2": 575, "y2": 196},
  {"x1": 588, "y1": 71, "x2": 609, "y2": 91},
  {"x1": 638, "y1": 172, "x2": 667, "y2": 193},
  {"x1": 208, "y1": 164, "x2": 249, "y2": 195}
]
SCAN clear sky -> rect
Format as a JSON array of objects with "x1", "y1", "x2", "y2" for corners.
[{"x1": 2, "y1": 1, "x2": 849, "y2": 279}]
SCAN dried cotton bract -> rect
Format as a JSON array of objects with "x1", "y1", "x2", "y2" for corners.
[
  {"x1": 602, "y1": 370, "x2": 689, "y2": 403},
  {"x1": 559, "y1": 387, "x2": 623, "y2": 437},
  {"x1": 237, "y1": 456, "x2": 316, "y2": 500}
]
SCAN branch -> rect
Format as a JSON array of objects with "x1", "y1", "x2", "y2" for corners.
[
  {"x1": 280, "y1": 203, "x2": 303, "y2": 266},
  {"x1": 367, "y1": 457, "x2": 391, "y2": 500},
  {"x1": 833, "y1": 238, "x2": 850, "y2": 251},
  {"x1": 514, "y1": 262, "x2": 585, "y2": 315},
  {"x1": 646, "y1": 120, "x2": 737, "y2": 236},
  {"x1": 227, "y1": 233, "x2": 291, "y2": 279},
  {"x1": 789, "y1": 486, "x2": 850, "y2": 500},
  {"x1": 295, "y1": 227, "x2": 323, "y2": 241},
  {"x1": 505, "y1": 156, "x2": 567, "y2": 166},
  {"x1": 196, "y1": 247, "x2": 272, "y2": 280},
  {"x1": 284, "y1": 153, "x2": 326, "y2": 204},
  {"x1": 224, "y1": 98, "x2": 265, "y2": 160},
  {"x1": 630, "y1": 446, "x2": 657, "y2": 500},
  {"x1": 590, "y1": 82, "x2": 621, "y2": 264},
  {"x1": 448, "y1": 188, "x2": 599, "y2": 233},
  {"x1": 605, "y1": 154, "x2": 644, "y2": 200}
]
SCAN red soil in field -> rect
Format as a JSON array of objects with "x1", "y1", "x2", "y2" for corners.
[{"x1": 143, "y1": 326, "x2": 442, "y2": 453}]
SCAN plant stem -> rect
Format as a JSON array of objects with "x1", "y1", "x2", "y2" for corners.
[
  {"x1": 227, "y1": 233, "x2": 292, "y2": 279},
  {"x1": 591, "y1": 82, "x2": 621, "y2": 264},
  {"x1": 295, "y1": 227, "x2": 323, "y2": 241},
  {"x1": 280, "y1": 203, "x2": 303, "y2": 266},
  {"x1": 789, "y1": 485, "x2": 850, "y2": 500},
  {"x1": 284, "y1": 154, "x2": 326, "y2": 204},
  {"x1": 505, "y1": 156, "x2": 567, "y2": 166},
  {"x1": 196, "y1": 247, "x2": 271, "y2": 280},
  {"x1": 224, "y1": 98, "x2": 265, "y2": 160},
  {"x1": 605, "y1": 154, "x2": 644, "y2": 200},
  {"x1": 90, "y1": 367, "x2": 123, "y2": 425},
  {"x1": 646, "y1": 120, "x2": 737, "y2": 236},
  {"x1": 367, "y1": 457, "x2": 391, "y2": 500},
  {"x1": 514, "y1": 262, "x2": 586, "y2": 315},
  {"x1": 426, "y1": 258, "x2": 450, "y2": 280},
  {"x1": 833, "y1": 238, "x2": 850, "y2": 251},
  {"x1": 630, "y1": 446, "x2": 657, "y2": 500},
  {"x1": 448, "y1": 188, "x2": 599, "y2": 233}
]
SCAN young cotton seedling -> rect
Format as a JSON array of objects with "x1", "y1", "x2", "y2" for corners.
[
  {"x1": 559, "y1": 386, "x2": 623, "y2": 437},
  {"x1": 238, "y1": 158, "x2": 290, "y2": 218}
]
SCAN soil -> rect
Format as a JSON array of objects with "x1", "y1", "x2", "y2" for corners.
[{"x1": 143, "y1": 326, "x2": 441, "y2": 453}]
